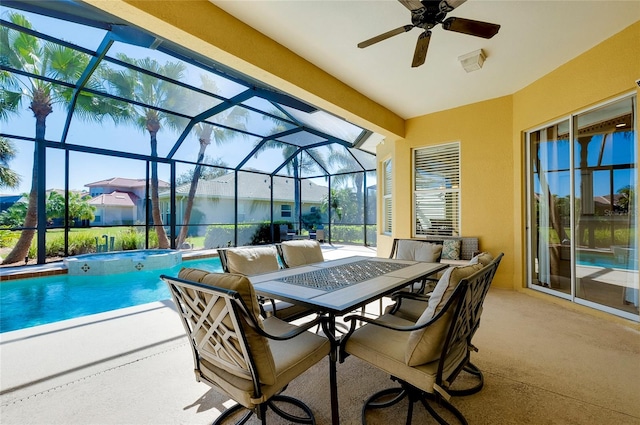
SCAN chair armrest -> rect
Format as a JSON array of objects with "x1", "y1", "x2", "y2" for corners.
[
  {"x1": 341, "y1": 300, "x2": 451, "y2": 338},
  {"x1": 240, "y1": 304, "x2": 324, "y2": 341},
  {"x1": 387, "y1": 291, "x2": 431, "y2": 314},
  {"x1": 339, "y1": 285, "x2": 464, "y2": 363},
  {"x1": 390, "y1": 291, "x2": 431, "y2": 302}
]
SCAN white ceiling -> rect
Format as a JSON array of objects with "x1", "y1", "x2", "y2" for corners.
[{"x1": 211, "y1": 0, "x2": 639, "y2": 122}]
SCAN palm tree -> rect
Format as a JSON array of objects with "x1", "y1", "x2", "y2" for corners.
[
  {"x1": 326, "y1": 146, "x2": 366, "y2": 223},
  {"x1": 101, "y1": 54, "x2": 189, "y2": 249},
  {"x1": 0, "y1": 137, "x2": 20, "y2": 189},
  {"x1": 259, "y1": 113, "x2": 330, "y2": 233},
  {"x1": 0, "y1": 13, "x2": 117, "y2": 264},
  {"x1": 175, "y1": 76, "x2": 249, "y2": 247}
]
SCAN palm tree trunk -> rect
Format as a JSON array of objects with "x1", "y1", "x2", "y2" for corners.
[
  {"x1": 149, "y1": 134, "x2": 170, "y2": 249},
  {"x1": 2, "y1": 109, "x2": 48, "y2": 264},
  {"x1": 355, "y1": 172, "x2": 363, "y2": 221},
  {"x1": 293, "y1": 157, "x2": 301, "y2": 232},
  {"x1": 2, "y1": 146, "x2": 38, "y2": 264},
  {"x1": 176, "y1": 140, "x2": 207, "y2": 246}
]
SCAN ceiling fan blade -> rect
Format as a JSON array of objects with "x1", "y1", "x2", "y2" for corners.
[
  {"x1": 398, "y1": 0, "x2": 425, "y2": 12},
  {"x1": 442, "y1": 17, "x2": 500, "y2": 39},
  {"x1": 439, "y1": 0, "x2": 467, "y2": 13},
  {"x1": 411, "y1": 30, "x2": 431, "y2": 67},
  {"x1": 358, "y1": 25, "x2": 415, "y2": 48}
]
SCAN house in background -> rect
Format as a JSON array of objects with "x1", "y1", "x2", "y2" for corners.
[
  {"x1": 85, "y1": 178, "x2": 169, "y2": 226},
  {"x1": 162, "y1": 172, "x2": 327, "y2": 234}
]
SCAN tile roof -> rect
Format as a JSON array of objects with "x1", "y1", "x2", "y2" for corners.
[
  {"x1": 85, "y1": 177, "x2": 169, "y2": 189},
  {"x1": 167, "y1": 172, "x2": 326, "y2": 202},
  {"x1": 88, "y1": 191, "x2": 139, "y2": 207}
]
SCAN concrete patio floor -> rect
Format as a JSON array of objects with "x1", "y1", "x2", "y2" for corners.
[{"x1": 1, "y1": 244, "x2": 639, "y2": 424}]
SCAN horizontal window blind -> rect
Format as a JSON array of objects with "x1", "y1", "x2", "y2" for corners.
[
  {"x1": 414, "y1": 143, "x2": 460, "y2": 236},
  {"x1": 383, "y1": 159, "x2": 392, "y2": 234},
  {"x1": 415, "y1": 143, "x2": 460, "y2": 190}
]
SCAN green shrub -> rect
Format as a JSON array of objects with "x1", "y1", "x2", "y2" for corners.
[
  {"x1": 204, "y1": 223, "x2": 286, "y2": 248},
  {"x1": 0, "y1": 230, "x2": 19, "y2": 248},
  {"x1": 330, "y1": 225, "x2": 365, "y2": 244},
  {"x1": 67, "y1": 232, "x2": 97, "y2": 255}
]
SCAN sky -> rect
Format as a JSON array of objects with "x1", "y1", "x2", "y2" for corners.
[{"x1": 1, "y1": 7, "x2": 373, "y2": 196}]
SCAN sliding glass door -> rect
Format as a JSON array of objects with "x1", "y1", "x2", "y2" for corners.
[{"x1": 527, "y1": 95, "x2": 638, "y2": 320}]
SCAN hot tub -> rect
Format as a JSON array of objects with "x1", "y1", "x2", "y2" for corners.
[{"x1": 64, "y1": 249, "x2": 182, "y2": 275}]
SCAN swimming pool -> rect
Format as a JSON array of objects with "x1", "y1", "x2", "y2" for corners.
[
  {"x1": 0, "y1": 257, "x2": 222, "y2": 333},
  {"x1": 577, "y1": 250, "x2": 637, "y2": 270}
]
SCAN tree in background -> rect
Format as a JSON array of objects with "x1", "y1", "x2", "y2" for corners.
[
  {"x1": 0, "y1": 13, "x2": 120, "y2": 264},
  {"x1": 101, "y1": 54, "x2": 190, "y2": 249},
  {"x1": 46, "y1": 191, "x2": 95, "y2": 225},
  {"x1": 175, "y1": 75, "x2": 248, "y2": 246},
  {"x1": 0, "y1": 137, "x2": 20, "y2": 189}
]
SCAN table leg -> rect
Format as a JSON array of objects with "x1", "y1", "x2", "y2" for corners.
[{"x1": 322, "y1": 313, "x2": 340, "y2": 425}]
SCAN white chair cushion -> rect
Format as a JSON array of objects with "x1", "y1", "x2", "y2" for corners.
[
  {"x1": 281, "y1": 240, "x2": 324, "y2": 268},
  {"x1": 405, "y1": 263, "x2": 482, "y2": 366},
  {"x1": 469, "y1": 251, "x2": 494, "y2": 267},
  {"x1": 396, "y1": 240, "x2": 442, "y2": 262},
  {"x1": 226, "y1": 246, "x2": 280, "y2": 275}
]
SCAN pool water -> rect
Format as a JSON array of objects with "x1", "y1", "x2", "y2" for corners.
[
  {"x1": 577, "y1": 251, "x2": 637, "y2": 270},
  {"x1": 0, "y1": 257, "x2": 222, "y2": 333}
]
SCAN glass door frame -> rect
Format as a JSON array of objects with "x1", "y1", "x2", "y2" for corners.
[{"x1": 525, "y1": 92, "x2": 639, "y2": 322}]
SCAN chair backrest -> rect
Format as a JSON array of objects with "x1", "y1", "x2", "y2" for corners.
[
  {"x1": 276, "y1": 240, "x2": 324, "y2": 268},
  {"x1": 217, "y1": 246, "x2": 280, "y2": 275},
  {"x1": 435, "y1": 254, "x2": 503, "y2": 386},
  {"x1": 389, "y1": 238, "x2": 443, "y2": 263},
  {"x1": 162, "y1": 268, "x2": 279, "y2": 396}
]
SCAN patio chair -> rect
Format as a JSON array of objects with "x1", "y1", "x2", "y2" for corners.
[
  {"x1": 387, "y1": 252, "x2": 503, "y2": 396},
  {"x1": 276, "y1": 240, "x2": 325, "y2": 269},
  {"x1": 161, "y1": 268, "x2": 330, "y2": 425},
  {"x1": 217, "y1": 246, "x2": 312, "y2": 322},
  {"x1": 389, "y1": 238, "x2": 445, "y2": 294},
  {"x1": 339, "y1": 255, "x2": 502, "y2": 424}
]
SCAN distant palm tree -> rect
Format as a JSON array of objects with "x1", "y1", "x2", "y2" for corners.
[
  {"x1": 326, "y1": 146, "x2": 365, "y2": 221},
  {"x1": 0, "y1": 137, "x2": 20, "y2": 189},
  {"x1": 101, "y1": 54, "x2": 190, "y2": 248},
  {"x1": 0, "y1": 13, "x2": 119, "y2": 264},
  {"x1": 258, "y1": 114, "x2": 329, "y2": 233},
  {"x1": 175, "y1": 76, "x2": 249, "y2": 247}
]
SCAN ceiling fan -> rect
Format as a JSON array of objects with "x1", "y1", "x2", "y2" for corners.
[{"x1": 358, "y1": 0, "x2": 500, "y2": 68}]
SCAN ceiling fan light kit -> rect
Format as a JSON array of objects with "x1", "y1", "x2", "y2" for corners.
[
  {"x1": 458, "y1": 49, "x2": 485, "y2": 72},
  {"x1": 358, "y1": 0, "x2": 500, "y2": 68}
]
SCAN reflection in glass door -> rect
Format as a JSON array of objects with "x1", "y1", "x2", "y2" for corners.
[
  {"x1": 528, "y1": 120, "x2": 572, "y2": 295},
  {"x1": 527, "y1": 95, "x2": 638, "y2": 320}
]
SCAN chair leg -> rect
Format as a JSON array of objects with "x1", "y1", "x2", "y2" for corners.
[
  {"x1": 419, "y1": 395, "x2": 468, "y2": 425},
  {"x1": 212, "y1": 403, "x2": 252, "y2": 425},
  {"x1": 361, "y1": 379, "x2": 468, "y2": 425},
  {"x1": 212, "y1": 395, "x2": 315, "y2": 425},
  {"x1": 268, "y1": 394, "x2": 316, "y2": 424},
  {"x1": 447, "y1": 361, "x2": 484, "y2": 397}
]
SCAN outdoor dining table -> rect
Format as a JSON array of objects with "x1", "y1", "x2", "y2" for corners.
[{"x1": 249, "y1": 255, "x2": 448, "y2": 425}]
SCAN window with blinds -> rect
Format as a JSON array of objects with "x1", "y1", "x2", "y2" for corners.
[
  {"x1": 414, "y1": 143, "x2": 460, "y2": 237},
  {"x1": 382, "y1": 159, "x2": 392, "y2": 234}
]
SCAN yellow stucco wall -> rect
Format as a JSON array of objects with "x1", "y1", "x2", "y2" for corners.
[{"x1": 385, "y1": 96, "x2": 515, "y2": 288}]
